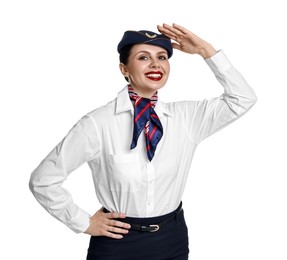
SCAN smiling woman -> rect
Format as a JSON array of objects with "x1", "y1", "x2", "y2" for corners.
[
  {"x1": 118, "y1": 30, "x2": 172, "y2": 98},
  {"x1": 29, "y1": 23, "x2": 257, "y2": 260},
  {"x1": 119, "y1": 44, "x2": 170, "y2": 98}
]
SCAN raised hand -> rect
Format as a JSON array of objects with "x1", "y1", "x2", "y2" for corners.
[{"x1": 157, "y1": 23, "x2": 217, "y2": 59}]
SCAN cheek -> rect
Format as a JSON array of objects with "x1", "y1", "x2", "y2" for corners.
[
  {"x1": 163, "y1": 61, "x2": 170, "y2": 72},
  {"x1": 164, "y1": 65, "x2": 170, "y2": 77},
  {"x1": 128, "y1": 63, "x2": 145, "y2": 76},
  {"x1": 162, "y1": 66, "x2": 170, "y2": 83}
]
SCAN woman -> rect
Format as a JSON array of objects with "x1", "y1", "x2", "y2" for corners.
[{"x1": 29, "y1": 23, "x2": 257, "y2": 259}]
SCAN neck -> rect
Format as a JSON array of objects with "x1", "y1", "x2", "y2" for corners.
[
  {"x1": 128, "y1": 85, "x2": 158, "y2": 108},
  {"x1": 129, "y1": 85, "x2": 157, "y2": 99}
]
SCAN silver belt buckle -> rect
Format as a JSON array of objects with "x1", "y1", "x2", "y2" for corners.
[{"x1": 149, "y1": 224, "x2": 160, "y2": 232}]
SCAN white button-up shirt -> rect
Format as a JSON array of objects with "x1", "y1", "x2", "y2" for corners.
[{"x1": 29, "y1": 50, "x2": 257, "y2": 233}]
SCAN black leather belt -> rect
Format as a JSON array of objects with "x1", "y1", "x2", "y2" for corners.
[{"x1": 129, "y1": 203, "x2": 183, "y2": 233}]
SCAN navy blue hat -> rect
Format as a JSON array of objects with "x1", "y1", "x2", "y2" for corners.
[{"x1": 117, "y1": 30, "x2": 173, "y2": 58}]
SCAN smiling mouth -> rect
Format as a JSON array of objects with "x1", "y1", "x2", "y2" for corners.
[{"x1": 145, "y1": 72, "x2": 163, "y2": 81}]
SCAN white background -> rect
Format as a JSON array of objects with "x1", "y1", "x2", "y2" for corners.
[{"x1": 1, "y1": 0, "x2": 286, "y2": 259}]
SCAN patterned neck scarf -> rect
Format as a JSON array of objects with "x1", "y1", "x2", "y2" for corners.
[{"x1": 128, "y1": 85, "x2": 163, "y2": 161}]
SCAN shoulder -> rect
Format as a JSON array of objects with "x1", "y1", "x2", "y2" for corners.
[
  {"x1": 163, "y1": 99, "x2": 201, "y2": 114},
  {"x1": 81, "y1": 98, "x2": 117, "y2": 130},
  {"x1": 86, "y1": 86, "x2": 129, "y2": 121},
  {"x1": 87, "y1": 98, "x2": 116, "y2": 117}
]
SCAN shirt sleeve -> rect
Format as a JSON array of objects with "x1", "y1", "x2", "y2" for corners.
[
  {"x1": 29, "y1": 115, "x2": 101, "y2": 233},
  {"x1": 186, "y1": 50, "x2": 257, "y2": 143}
]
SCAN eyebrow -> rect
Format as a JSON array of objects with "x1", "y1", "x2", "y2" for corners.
[{"x1": 136, "y1": 50, "x2": 168, "y2": 55}]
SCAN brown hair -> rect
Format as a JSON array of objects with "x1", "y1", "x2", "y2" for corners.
[{"x1": 119, "y1": 44, "x2": 133, "y2": 82}]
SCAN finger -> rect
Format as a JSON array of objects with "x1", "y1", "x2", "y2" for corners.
[
  {"x1": 172, "y1": 42, "x2": 182, "y2": 51},
  {"x1": 157, "y1": 24, "x2": 177, "y2": 39},
  {"x1": 107, "y1": 225, "x2": 130, "y2": 235},
  {"x1": 108, "y1": 219, "x2": 131, "y2": 230},
  {"x1": 158, "y1": 24, "x2": 185, "y2": 44},
  {"x1": 173, "y1": 23, "x2": 202, "y2": 43},
  {"x1": 171, "y1": 23, "x2": 190, "y2": 35},
  {"x1": 163, "y1": 23, "x2": 185, "y2": 37},
  {"x1": 105, "y1": 212, "x2": 127, "y2": 219},
  {"x1": 102, "y1": 230, "x2": 125, "y2": 239}
]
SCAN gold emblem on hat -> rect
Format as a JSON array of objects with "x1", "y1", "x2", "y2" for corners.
[{"x1": 145, "y1": 32, "x2": 157, "y2": 38}]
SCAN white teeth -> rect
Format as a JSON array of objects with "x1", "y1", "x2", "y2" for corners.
[{"x1": 146, "y1": 74, "x2": 162, "y2": 78}]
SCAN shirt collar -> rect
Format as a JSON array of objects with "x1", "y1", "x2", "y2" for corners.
[{"x1": 115, "y1": 85, "x2": 173, "y2": 118}]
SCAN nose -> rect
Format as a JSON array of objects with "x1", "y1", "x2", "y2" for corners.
[{"x1": 149, "y1": 58, "x2": 160, "y2": 68}]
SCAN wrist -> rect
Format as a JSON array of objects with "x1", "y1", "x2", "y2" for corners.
[
  {"x1": 84, "y1": 217, "x2": 93, "y2": 235},
  {"x1": 198, "y1": 43, "x2": 217, "y2": 59}
]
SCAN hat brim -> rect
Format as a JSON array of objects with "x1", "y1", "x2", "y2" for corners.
[{"x1": 117, "y1": 30, "x2": 173, "y2": 58}]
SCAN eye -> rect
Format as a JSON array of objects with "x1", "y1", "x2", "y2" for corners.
[
  {"x1": 158, "y1": 55, "x2": 168, "y2": 60},
  {"x1": 138, "y1": 55, "x2": 149, "y2": 61}
]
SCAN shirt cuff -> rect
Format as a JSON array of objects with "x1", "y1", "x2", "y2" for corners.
[
  {"x1": 205, "y1": 50, "x2": 233, "y2": 74},
  {"x1": 64, "y1": 205, "x2": 91, "y2": 234}
]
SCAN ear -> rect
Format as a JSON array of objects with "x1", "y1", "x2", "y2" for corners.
[{"x1": 119, "y1": 63, "x2": 129, "y2": 77}]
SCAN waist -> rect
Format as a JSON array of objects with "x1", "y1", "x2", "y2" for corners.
[{"x1": 103, "y1": 202, "x2": 183, "y2": 232}]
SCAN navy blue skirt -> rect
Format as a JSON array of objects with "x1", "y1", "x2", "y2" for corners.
[{"x1": 86, "y1": 206, "x2": 189, "y2": 260}]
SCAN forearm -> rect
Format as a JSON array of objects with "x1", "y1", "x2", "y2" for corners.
[
  {"x1": 29, "y1": 146, "x2": 91, "y2": 233},
  {"x1": 29, "y1": 115, "x2": 100, "y2": 233},
  {"x1": 189, "y1": 50, "x2": 257, "y2": 143},
  {"x1": 205, "y1": 50, "x2": 257, "y2": 110}
]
